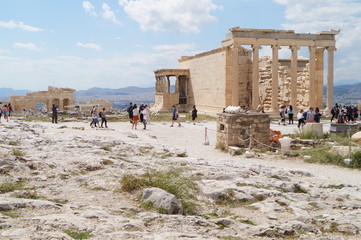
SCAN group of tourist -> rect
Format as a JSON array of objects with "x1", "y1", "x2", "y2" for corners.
[
  {"x1": 89, "y1": 106, "x2": 108, "y2": 128},
  {"x1": 127, "y1": 103, "x2": 151, "y2": 130},
  {"x1": 0, "y1": 102, "x2": 12, "y2": 123},
  {"x1": 279, "y1": 103, "x2": 359, "y2": 128},
  {"x1": 330, "y1": 104, "x2": 359, "y2": 123}
]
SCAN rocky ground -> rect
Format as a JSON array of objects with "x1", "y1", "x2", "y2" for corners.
[{"x1": 0, "y1": 120, "x2": 361, "y2": 240}]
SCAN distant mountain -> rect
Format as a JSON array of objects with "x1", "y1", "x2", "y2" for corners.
[
  {"x1": 333, "y1": 82, "x2": 361, "y2": 105},
  {"x1": 0, "y1": 88, "x2": 31, "y2": 100},
  {"x1": 76, "y1": 86, "x2": 155, "y2": 97},
  {"x1": 334, "y1": 79, "x2": 361, "y2": 86}
]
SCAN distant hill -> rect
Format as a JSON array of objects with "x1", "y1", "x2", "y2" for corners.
[
  {"x1": 0, "y1": 88, "x2": 31, "y2": 101},
  {"x1": 76, "y1": 86, "x2": 155, "y2": 97},
  {"x1": 333, "y1": 82, "x2": 361, "y2": 105}
]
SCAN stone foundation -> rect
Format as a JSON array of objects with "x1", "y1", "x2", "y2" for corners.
[{"x1": 217, "y1": 113, "x2": 271, "y2": 149}]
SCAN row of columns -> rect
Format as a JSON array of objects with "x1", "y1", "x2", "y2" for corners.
[{"x1": 251, "y1": 44, "x2": 336, "y2": 113}]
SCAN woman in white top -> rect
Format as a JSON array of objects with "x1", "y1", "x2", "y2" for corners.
[{"x1": 132, "y1": 104, "x2": 139, "y2": 130}]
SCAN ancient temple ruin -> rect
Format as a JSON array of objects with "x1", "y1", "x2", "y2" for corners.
[
  {"x1": 10, "y1": 86, "x2": 76, "y2": 113},
  {"x1": 153, "y1": 27, "x2": 339, "y2": 114}
]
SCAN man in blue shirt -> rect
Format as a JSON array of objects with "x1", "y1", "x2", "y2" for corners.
[{"x1": 170, "y1": 105, "x2": 181, "y2": 127}]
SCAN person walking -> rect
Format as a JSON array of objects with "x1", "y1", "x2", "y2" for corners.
[
  {"x1": 145, "y1": 105, "x2": 151, "y2": 124},
  {"x1": 132, "y1": 104, "x2": 139, "y2": 130},
  {"x1": 191, "y1": 105, "x2": 197, "y2": 125},
  {"x1": 306, "y1": 107, "x2": 315, "y2": 123},
  {"x1": 287, "y1": 105, "x2": 294, "y2": 124},
  {"x1": 0, "y1": 102, "x2": 3, "y2": 122},
  {"x1": 142, "y1": 106, "x2": 148, "y2": 129},
  {"x1": 278, "y1": 105, "x2": 286, "y2": 126},
  {"x1": 314, "y1": 107, "x2": 322, "y2": 123},
  {"x1": 170, "y1": 105, "x2": 181, "y2": 127},
  {"x1": 100, "y1": 108, "x2": 108, "y2": 128},
  {"x1": 91, "y1": 107, "x2": 99, "y2": 128},
  {"x1": 52, "y1": 104, "x2": 58, "y2": 124},
  {"x1": 8, "y1": 103, "x2": 12, "y2": 118},
  {"x1": 297, "y1": 109, "x2": 305, "y2": 128}
]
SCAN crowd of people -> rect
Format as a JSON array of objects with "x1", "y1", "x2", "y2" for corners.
[
  {"x1": 0, "y1": 102, "x2": 12, "y2": 123},
  {"x1": 278, "y1": 103, "x2": 359, "y2": 128}
]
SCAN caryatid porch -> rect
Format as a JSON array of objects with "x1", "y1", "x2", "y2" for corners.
[
  {"x1": 154, "y1": 69, "x2": 190, "y2": 111},
  {"x1": 222, "y1": 27, "x2": 340, "y2": 113}
]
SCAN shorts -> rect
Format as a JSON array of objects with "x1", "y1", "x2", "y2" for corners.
[
  {"x1": 172, "y1": 116, "x2": 178, "y2": 121},
  {"x1": 133, "y1": 115, "x2": 139, "y2": 121}
]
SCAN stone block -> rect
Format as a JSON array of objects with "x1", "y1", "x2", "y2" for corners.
[{"x1": 302, "y1": 123, "x2": 323, "y2": 137}]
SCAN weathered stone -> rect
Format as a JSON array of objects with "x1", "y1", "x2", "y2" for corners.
[{"x1": 141, "y1": 187, "x2": 183, "y2": 215}]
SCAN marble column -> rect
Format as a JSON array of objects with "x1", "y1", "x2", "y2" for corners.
[
  {"x1": 167, "y1": 76, "x2": 170, "y2": 93},
  {"x1": 252, "y1": 45, "x2": 261, "y2": 109},
  {"x1": 316, "y1": 48, "x2": 325, "y2": 108},
  {"x1": 308, "y1": 46, "x2": 316, "y2": 108},
  {"x1": 271, "y1": 45, "x2": 280, "y2": 112},
  {"x1": 325, "y1": 46, "x2": 336, "y2": 114},
  {"x1": 290, "y1": 45, "x2": 300, "y2": 111},
  {"x1": 231, "y1": 45, "x2": 239, "y2": 106}
]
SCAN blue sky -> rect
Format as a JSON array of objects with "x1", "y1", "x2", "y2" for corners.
[{"x1": 0, "y1": 0, "x2": 360, "y2": 91}]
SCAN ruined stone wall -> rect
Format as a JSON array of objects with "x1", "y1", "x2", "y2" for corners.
[
  {"x1": 217, "y1": 113, "x2": 271, "y2": 148},
  {"x1": 258, "y1": 57, "x2": 311, "y2": 111},
  {"x1": 179, "y1": 48, "x2": 228, "y2": 114}
]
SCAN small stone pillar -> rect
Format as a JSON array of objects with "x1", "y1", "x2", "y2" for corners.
[{"x1": 217, "y1": 112, "x2": 271, "y2": 149}]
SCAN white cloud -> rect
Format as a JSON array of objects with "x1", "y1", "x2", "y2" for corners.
[
  {"x1": 102, "y1": 3, "x2": 121, "y2": 25},
  {"x1": 0, "y1": 49, "x2": 10, "y2": 54},
  {"x1": 14, "y1": 42, "x2": 42, "y2": 51},
  {"x1": 76, "y1": 42, "x2": 102, "y2": 51},
  {"x1": 153, "y1": 43, "x2": 195, "y2": 53},
  {"x1": 0, "y1": 20, "x2": 43, "y2": 32},
  {"x1": 119, "y1": 0, "x2": 221, "y2": 33},
  {"x1": 82, "y1": 1, "x2": 97, "y2": 16},
  {"x1": 274, "y1": 0, "x2": 361, "y2": 82}
]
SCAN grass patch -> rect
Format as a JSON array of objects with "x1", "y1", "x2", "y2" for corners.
[
  {"x1": 8, "y1": 141, "x2": 20, "y2": 146},
  {"x1": 101, "y1": 159, "x2": 114, "y2": 165},
  {"x1": 215, "y1": 142, "x2": 226, "y2": 152},
  {"x1": 100, "y1": 145, "x2": 112, "y2": 152},
  {"x1": 12, "y1": 148, "x2": 25, "y2": 157},
  {"x1": 64, "y1": 229, "x2": 93, "y2": 240},
  {"x1": 12, "y1": 191, "x2": 41, "y2": 199},
  {"x1": 1, "y1": 211, "x2": 20, "y2": 218},
  {"x1": 50, "y1": 198, "x2": 69, "y2": 204},
  {"x1": 119, "y1": 167, "x2": 200, "y2": 215},
  {"x1": 0, "y1": 181, "x2": 25, "y2": 193}
]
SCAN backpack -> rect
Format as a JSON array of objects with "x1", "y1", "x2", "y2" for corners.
[{"x1": 99, "y1": 111, "x2": 102, "y2": 118}]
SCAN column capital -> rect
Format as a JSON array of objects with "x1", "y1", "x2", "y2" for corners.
[
  {"x1": 309, "y1": 46, "x2": 316, "y2": 52},
  {"x1": 271, "y1": 45, "x2": 281, "y2": 50},
  {"x1": 251, "y1": 45, "x2": 262, "y2": 50},
  {"x1": 327, "y1": 46, "x2": 337, "y2": 52},
  {"x1": 289, "y1": 45, "x2": 300, "y2": 51}
]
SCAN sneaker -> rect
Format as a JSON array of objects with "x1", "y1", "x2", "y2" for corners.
[
  {"x1": 178, "y1": 124, "x2": 181, "y2": 127},
  {"x1": 170, "y1": 125, "x2": 173, "y2": 127}
]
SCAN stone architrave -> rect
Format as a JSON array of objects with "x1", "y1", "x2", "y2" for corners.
[
  {"x1": 325, "y1": 46, "x2": 336, "y2": 114},
  {"x1": 252, "y1": 45, "x2": 261, "y2": 109},
  {"x1": 290, "y1": 45, "x2": 300, "y2": 112},
  {"x1": 271, "y1": 45, "x2": 281, "y2": 112},
  {"x1": 308, "y1": 46, "x2": 316, "y2": 108}
]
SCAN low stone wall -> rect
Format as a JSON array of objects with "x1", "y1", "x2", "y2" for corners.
[{"x1": 217, "y1": 113, "x2": 270, "y2": 148}]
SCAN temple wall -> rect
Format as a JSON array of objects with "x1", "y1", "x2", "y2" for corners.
[
  {"x1": 179, "y1": 48, "x2": 228, "y2": 114},
  {"x1": 259, "y1": 57, "x2": 312, "y2": 111}
]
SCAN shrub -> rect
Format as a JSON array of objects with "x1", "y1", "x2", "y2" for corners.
[
  {"x1": 351, "y1": 151, "x2": 361, "y2": 168},
  {"x1": 12, "y1": 149, "x2": 25, "y2": 157},
  {"x1": 64, "y1": 230, "x2": 93, "y2": 240},
  {"x1": 0, "y1": 181, "x2": 24, "y2": 193},
  {"x1": 119, "y1": 167, "x2": 200, "y2": 215},
  {"x1": 100, "y1": 145, "x2": 112, "y2": 152}
]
